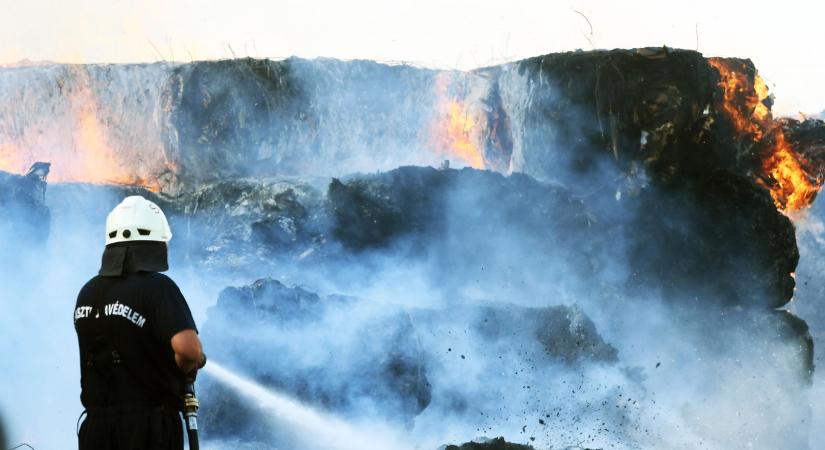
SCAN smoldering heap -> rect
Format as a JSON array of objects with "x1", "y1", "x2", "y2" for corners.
[{"x1": 0, "y1": 48, "x2": 823, "y2": 449}]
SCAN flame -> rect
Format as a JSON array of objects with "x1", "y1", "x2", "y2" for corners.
[
  {"x1": 708, "y1": 58, "x2": 767, "y2": 140},
  {"x1": 709, "y1": 58, "x2": 822, "y2": 212},
  {"x1": 752, "y1": 74, "x2": 770, "y2": 122},
  {"x1": 0, "y1": 66, "x2": 165, "y2": 191},
  {"x1": 443, "y1": 101, "x2": 485, "y2": 169},
  {"x1": 760, "y1": 129, "x2": 821, "y2": 211},
  {"x1": 0, "y1": 143, "x2": 26, "y2": 174},
  {"x1": 69, "y1": 105, "x2": 161, "y2": 191},
  {"x1": 430, "y1": 73, "x2": 485, "y2": 169}
]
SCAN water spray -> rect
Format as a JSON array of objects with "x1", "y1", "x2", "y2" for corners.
[{"x1": 202, "y1": 361, "x2": 410, "y2": 450}]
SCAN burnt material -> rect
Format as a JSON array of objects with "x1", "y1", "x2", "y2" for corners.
[
  {"x1": 199, "y1": 279, "x2": 432, "y2": 440},
  {"x1": 421, "y1": 304, "x2": 618, "y2": 365},
  {"x1": 327, "y1": 167, "x2": 455, "y2": 251},
  {"x1": 120, "y1": 178, "x2": 327, "y2": 271},
  {"x1": 0, "y1": 163, "x2": 50, "y2": 249},
  {"x1": 164, "y1": 58, "x2": 309, "y2": 184},
  {"x1": 444, "y1": 437, "x2": 535, "y2": 450},
  {"x1": 326, "y1": 166, "x2": 796, "y2": 310},
  {"x1": 198, "y1": 278, "x2": 620, "y2": 443},
  {"x1": 159, "y1": 57, "x2": 441, "y2": 187},
  {"x1": 508, "y1": 48, "x2": 721, "y2": 186},
  {"x1": 626, "y1": 170, "x2": 798, "y2": 308},
  {"x1": 781, "y1": 117, "x2": 825, "y2": 183}
]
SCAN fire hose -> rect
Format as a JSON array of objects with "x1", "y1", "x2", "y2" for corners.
[
  {"x1": 183, "y1": 352, "x2": 207, "y2": 450},
  {"x1": 182, "y1": 380, "x2": 200, "y2": 450}
]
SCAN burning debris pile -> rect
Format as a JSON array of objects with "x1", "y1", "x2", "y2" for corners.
[
  {"x1": 709, "y1": 58, "x2": 823, "y2": 211},
  {"x1": 0, "y1": 48, "x2": 822, "y2": 448},
  {"x1": 1, "y1": 50, "x2": 823, "y2": 212},
  {"x1": 499, "y1": 50, "x2": 824, "y2": 215}
]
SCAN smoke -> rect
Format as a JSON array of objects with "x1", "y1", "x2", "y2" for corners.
[
  {"x1": 0, "y1": 58, "x2": 477, "y2": 193},
  {"x1": 787, "y1": 202, "x2": 825, "y2": 449},
  {"x1": 190, "y1": 160, "x2": 812, "y2": 449},
  {"x1": 0, "y1": 183, "x2": 220, "y2": 449},
  {"x1": 0, "y1": 185, "x2": 103, "y2": 449},
  {"x1": 0, "y1": 64, "x2": 173, "y2": 187},
  {"x1": 0, "y1": 55, "x2": 819, "y2": 450}
]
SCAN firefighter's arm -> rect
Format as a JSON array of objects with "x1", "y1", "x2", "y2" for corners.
[{"x1": 171, "y1": 329, "x2": 206, "y2": 375}]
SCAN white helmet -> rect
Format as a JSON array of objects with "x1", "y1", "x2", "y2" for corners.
[{"x1": 105, "y1": 196, "x2": 172, "y2": 245}]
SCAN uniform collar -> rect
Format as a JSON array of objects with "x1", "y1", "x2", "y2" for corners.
[{"x1": 99, "y1": 241, "x2": 169, "y2": 277}]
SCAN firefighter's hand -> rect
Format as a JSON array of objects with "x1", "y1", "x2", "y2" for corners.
[{"x1": 184, "y1": 353, "x2": 206, "y2": 383}]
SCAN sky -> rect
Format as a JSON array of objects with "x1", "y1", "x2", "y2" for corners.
[{"x1": 0, "y1": 0, "x2": 823, "y2": 115}]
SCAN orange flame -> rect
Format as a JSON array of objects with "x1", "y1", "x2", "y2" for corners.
[
  {"x1": 761, "y1": 129, "x2": 821, "y2": 211},
  {"x1": 0, "y1": 143, "x2": 26, "y2": 174},
  {"x1": 0, "y1": 66, "x2": 165, "y2": 191},
  {"x1": 752, "y1": 74, "x2": 770, "y2": 122},
  {"x1": 68, "y1": 105, "x2": 162, "y2": 191},
  {"x1": 443, "y1": 101, "x2": 485, "y2": 169},
  {"x1": 430, "y1": 74, "x2": 486, "y2": 169},
  {"x1": 708, "y1": 58, "x2": 767, "y2": 139},
  {"x1": 709, "y1": 58, "x2": 822, "y2": 212}
]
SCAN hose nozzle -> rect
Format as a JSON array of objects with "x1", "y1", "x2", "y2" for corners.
[{"x1": 183, "y1": 381, "x2": 200, "y2": 450}]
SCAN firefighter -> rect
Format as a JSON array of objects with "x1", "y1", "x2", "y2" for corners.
[{"x1": 74, "y1": 195, "x2": 205, "y2": 450}]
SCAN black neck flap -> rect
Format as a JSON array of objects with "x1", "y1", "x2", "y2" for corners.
[{"x1": 99, "y1": 241, "x2": 169, "y2": 277}]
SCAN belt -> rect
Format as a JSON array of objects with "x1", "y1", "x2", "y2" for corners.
[
  {"x1": 77, "y1": 402, "x2": 179, "y2": 436},
  {"x1": 84, "y1": 402, "x2": 176, "y2": 417}
]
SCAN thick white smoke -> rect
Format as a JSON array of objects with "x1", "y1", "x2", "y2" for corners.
[{"x1": 0, "y1": 55, "x2": 819, "y2": 450}]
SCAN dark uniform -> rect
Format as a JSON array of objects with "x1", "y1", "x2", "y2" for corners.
[{"x1": 74, "y1": 242, "x2": 197, "y2": 450}]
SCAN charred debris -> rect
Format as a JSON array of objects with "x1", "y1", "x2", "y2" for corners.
[
  {"x1": 0, "y1": 47, "x2": 822, "y2": 448},
  {"x1": 442, "y1": 437, "x2": 536, "y2": 450},
  {"x1": 0, "y1": 162, "x2": 49, "y2": 251}
]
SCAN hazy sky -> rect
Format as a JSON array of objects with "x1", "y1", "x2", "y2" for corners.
[{"x1": 1, "y1": 0, "x2": 822, "y2": 115}]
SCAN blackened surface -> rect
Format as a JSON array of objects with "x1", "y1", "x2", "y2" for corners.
[
  {"x1": 164, "y1": 58, "x2": 308, "y2": 183},
  {"x1": 444, "y1": 437, "x2": 535, "y2": 450},
  {"x1": 0, "y1": 165, "x2": 50, "y2": 250},
  {"x1": 626, "y1": 170, "x2": 798, "y2": 308},
  {"x1": 513, "y1": 48, "x2": 720, "y2": 186},
  {"x1": 327, "y1": 167, "x2": 455, "y2": 251}
]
